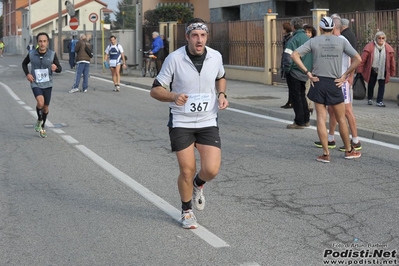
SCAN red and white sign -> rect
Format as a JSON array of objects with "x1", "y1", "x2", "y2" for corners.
[
  {"x1": 69, "y1": 17, "x2": 79, "y2": 30},
  {"x1": 89, "y1": 13, "x2": 98, "y2": 23}
]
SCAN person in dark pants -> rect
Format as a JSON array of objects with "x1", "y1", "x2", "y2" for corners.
[
  {"x1": 67, "y1": 36, "x2": 78, "y2": 69},
  {"x1": 161, "y1": 35, "x2": 169, "y2": 58},
  {"x1": 340, "y1": 18, "x2": 357, "y2": 50},
  {"x1": 280, "y1": 22, "x2": 293, "y2": 109},
  {"x1": 22, "y1": 32, "x2": 62, "y2": 138},
  {"x1": 282, "y1": 17, "x2": 312, "y2": 129},
  {"x1": 357, "y1": 31, "x2": 395, "y2": 107}
]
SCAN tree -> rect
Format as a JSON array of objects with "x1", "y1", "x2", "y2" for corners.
[
  {"x1": 144, "y1": 4, "x2": 193, "y2": 26},
  {"x1": 113, "y1": 0, "x2": 136, "y2": 30},
  {"x1": 104, "y1": 13, "x2": 112, "y2": 25}
]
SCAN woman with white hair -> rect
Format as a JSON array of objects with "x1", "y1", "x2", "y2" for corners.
[{"x1": 357, "y1": 31, "x2": 396, "y2": 107}]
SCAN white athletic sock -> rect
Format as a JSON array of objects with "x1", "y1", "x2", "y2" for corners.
[
  {"x1": 352, "y1": 137, "x2": 359, "y2": 144},
  {"x1": 328, "y1": 134, "x2": 335, "y2": 142}
]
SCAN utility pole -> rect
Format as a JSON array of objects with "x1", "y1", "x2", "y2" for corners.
[
  {"x1": 136, "y1": 0, "x2": 142, "y2": 67},
  {"x1": 58, "y1": 0, "x2": 62, "y2": 57},
  {"x1": 28, "y1": 0, "x2": 31, "y2": 42}
]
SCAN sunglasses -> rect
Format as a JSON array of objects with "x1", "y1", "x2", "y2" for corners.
[{"x1": 378, "y1": 37, "x2": 385, "y2": 40}]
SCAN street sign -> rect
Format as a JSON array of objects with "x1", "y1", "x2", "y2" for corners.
[
  {"x1": 71, "y1": 30, "x2": 78, "y2": 36},
  {"x1": 69, "y1": 17, "x2": 79, "y2": 30},
  {"x1": 89, "y1": 13, "x2": 98, "y2": 23}
]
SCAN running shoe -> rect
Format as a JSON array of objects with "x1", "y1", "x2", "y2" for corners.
[
  {"x1": 316, "y1": 154, "x2": 330, "y2": 163},
  {"x1": 193, "y1": 184, "x2": 205, "y2": 211},
  {"x1": 83, "y1": 89, "x2": 88, "y2": 93},
  {"x1": 39, "y1": 128, "x2": 47, "y2": 138},
  {"x1": 69, "y1": 88, "x2": 79, "y2": 93},
  {"x1": 376, "y1": 102, "x2": 386, "y2": 107},
  {"x1": 314, "y1": 140, "x2": 336, "y2": 149},
  {"x1": 34, "y1": 120, "x2": 43, "y2": 132},
  {"x1": 113, "y1": 85, "x2": 120, "y2": 92},
  {"x1": 180, "y1": 209, "x2": 198, "y2": 229},
  {"x1": 367, "y1": 100, "x2": 373, "y2": 105},
  {"x1": 339, "y1": 140, "x2": 362, "y2": 152},
  {"x1": 344, "y1": 149, "x2": 361, "y2": 159}
]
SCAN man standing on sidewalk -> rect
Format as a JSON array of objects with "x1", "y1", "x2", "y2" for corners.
[
  {"x1": 283, "y1": 17, "x2": 312, "y2": 129},
  {"x1": 67, "y1": 36, "x2": 78, "y2": 69},
  {"x1": 314, "y1": 17, "x2": 362, "y2": 152},
  {"x1": 291, "y1": 17, "x2": 362, "y2": 162},
  {"x1": 69, "y1": 34, "x2": 91, "y2": 93}
]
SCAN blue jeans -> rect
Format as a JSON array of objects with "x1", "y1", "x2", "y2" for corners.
[
  {"x1": 73, "y1": 62, "x2": 90, "y2": 90},
  {"x1": 367, "y1": 70, "x2": 385, "y2": 102},
  {"x1": 69, "y1": 52, "x2": 76, "y2": 68}
]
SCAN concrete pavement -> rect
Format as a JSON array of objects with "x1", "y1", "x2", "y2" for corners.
[{"x1": 87, "y1": 66, "x2": 399, "y2": 146}]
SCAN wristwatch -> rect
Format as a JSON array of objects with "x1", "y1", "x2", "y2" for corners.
[{"x1": 218, "y1": 92, "x2": 227, "y2": 98}]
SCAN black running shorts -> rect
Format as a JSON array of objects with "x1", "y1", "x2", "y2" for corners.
[
  {"x1": 169, "y1": 126, "x2": 221, "y2": 152},
  {"x1": 32, "y1": 87, "x2": 52, "y2": 106},
  {"x1": 307, "y1": 76, "x2": 344, "y2": 105}
]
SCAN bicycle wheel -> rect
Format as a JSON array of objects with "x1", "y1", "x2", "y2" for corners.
[
  {"x1": 141, "y1": 66, "x2": 146, "y2": 77},
  {"x1": 149, "y1": 67, "x2": 156, "y2": 78}
]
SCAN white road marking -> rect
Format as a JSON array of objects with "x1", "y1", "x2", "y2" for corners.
[
  {"x1": 52, "y1": 129, "x2": 65, "y2": 134},
  {"x1": 60, "y1": 135, "x2": 79, "y2": 144},
  {"x1": 227, "y1": 107, "x2": 399, "y2": 150},
  {"x1": 1, "y1": 80, "x2": 230, "y2": 249},
  {"x1": 76, "y1": 145, "x2": 229, "y2": 248}
]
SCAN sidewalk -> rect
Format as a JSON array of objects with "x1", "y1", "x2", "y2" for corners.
[{"x1": 89, "y1": 66, "x2": 399, "y2": 146}]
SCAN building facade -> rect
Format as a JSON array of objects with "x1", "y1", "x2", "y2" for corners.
[
  {"x1": 1, "y1": 0, "x2": 110, "y2": 54},
  {"x1": 209, "y1": 0, "x2": 398, "y2": 22}
]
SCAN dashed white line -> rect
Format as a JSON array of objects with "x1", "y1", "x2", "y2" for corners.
[
  {"x1": 1, "y1": 80, "x2": 230, "y2": 249},
  {"x1": 76, "y1": 144, "x2": 229, "y2": 248},
  {"x1": 60, "y1": 135, "x2": 79, "y2": 144}
]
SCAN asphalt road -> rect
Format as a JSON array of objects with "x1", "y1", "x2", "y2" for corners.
[{"x1": 1, "y1": 56, "x2": 398, "y2": 266}]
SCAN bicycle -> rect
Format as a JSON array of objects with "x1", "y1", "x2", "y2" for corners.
[{"x1": 142, "y1": 51, "x2": 157, "y2": 78}]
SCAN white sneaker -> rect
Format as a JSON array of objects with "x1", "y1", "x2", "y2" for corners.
[
  {"x1": 193, "y1": 184, "x2": 205, "y2": 211},
  {"x1": 39, "y1": 128, "x2": 47, "y2": 138},
  {"x1": 34, "y1": 120, "x2": 43, "y2": 132},
  {"x1": 69, "y1": 88, "x2": 79, "y2": 93},
  {"x1": 83, "y1": 89, "x2": 88, "y2": 93},
  {"x1": 180, "y1": 210, "x2": 198, "y2": 229}
]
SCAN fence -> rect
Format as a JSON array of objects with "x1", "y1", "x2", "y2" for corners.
[{"x1": 168, "y1": 9, "x2": 399, "y2": 79}]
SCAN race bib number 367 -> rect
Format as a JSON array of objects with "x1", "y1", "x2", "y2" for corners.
[{"x1": 184, "y1": 93, "x2": 212, "y2": 113}]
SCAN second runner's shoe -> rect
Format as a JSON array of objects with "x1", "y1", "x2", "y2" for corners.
[
  {"x1": 193, "y1": 184, "x2": 205, "y2": 211},
  {"x1": 39, "y1": 128, "x2": 47, "y2": 138},
  {"x1": 34, "y1": 120, "x2": 43, "y2": 132},
  {"x1": 180, "y1": 209, "x2": 198, "y2": 229}
]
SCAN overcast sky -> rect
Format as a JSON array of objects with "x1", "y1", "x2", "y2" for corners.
[{"x1": 102, "y1": 0, "x2": 119, "y2": 15}]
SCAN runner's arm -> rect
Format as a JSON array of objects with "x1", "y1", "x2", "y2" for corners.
[
  {"x1": 22, "y1": 54, "x2": 31, "y2": 75},
  {"x1": 150, "y1": 79, "x2": 187, "y2": 106},
  {"x1": 53, "y1": 53, "x2": 62, "y2": 73}
]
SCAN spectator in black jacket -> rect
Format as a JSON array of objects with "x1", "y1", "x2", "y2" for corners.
[
  {"x1": 340, "y1": 18, "x2": 357, "y2": 49},
  {"x1": 280, "y1": 22, "x2": 293, "y2": 109}
]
